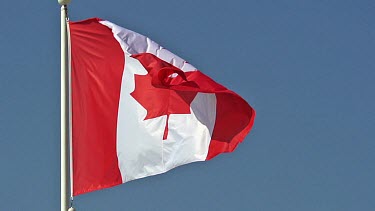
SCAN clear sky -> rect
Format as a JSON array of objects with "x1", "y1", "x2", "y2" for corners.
[{"x1": 1, "y1": 0, "x2": 374, "y2": 210}]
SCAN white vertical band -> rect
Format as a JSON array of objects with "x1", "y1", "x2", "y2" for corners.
[{"x1": 116, "y1": 56, "x2": 217, "y2": 182}]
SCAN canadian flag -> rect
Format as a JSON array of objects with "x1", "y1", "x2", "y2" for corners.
[{"x1": 70, "y1": 18, "x2": 255, "y2": 196}]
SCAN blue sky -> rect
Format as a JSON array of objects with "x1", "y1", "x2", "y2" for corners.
[{"x1": 1, "y1": 0, "x2": 374, "y2": 210}]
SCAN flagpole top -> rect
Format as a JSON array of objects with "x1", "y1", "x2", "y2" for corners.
[{"x1": 58, "y1": 0, "x2": 71, "y2": 5}]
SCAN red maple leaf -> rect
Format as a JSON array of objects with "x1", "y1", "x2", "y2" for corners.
[{"x1": 130, "y1": 53, "x2": 198, "y2": 140}]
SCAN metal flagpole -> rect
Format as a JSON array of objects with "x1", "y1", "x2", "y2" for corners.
[{"x1": 58, "y1": 0, "x2": 71, "y2": 211}]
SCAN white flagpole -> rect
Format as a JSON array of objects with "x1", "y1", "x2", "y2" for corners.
[{"x1": 58, "y1": 0, "x2": 71, "y2": 211}]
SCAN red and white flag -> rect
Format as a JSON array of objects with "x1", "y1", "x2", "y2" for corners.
[{"x1": 69, "y1": 18, "x2": 255, "y2": 196}]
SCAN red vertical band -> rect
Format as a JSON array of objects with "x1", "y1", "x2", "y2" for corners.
[
  {"x1": 70, "y1": 18, "x2": 124, "y2": 196},
  {"x1": 206, "y1": 93, "x2": 256, "y2": 160}
]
